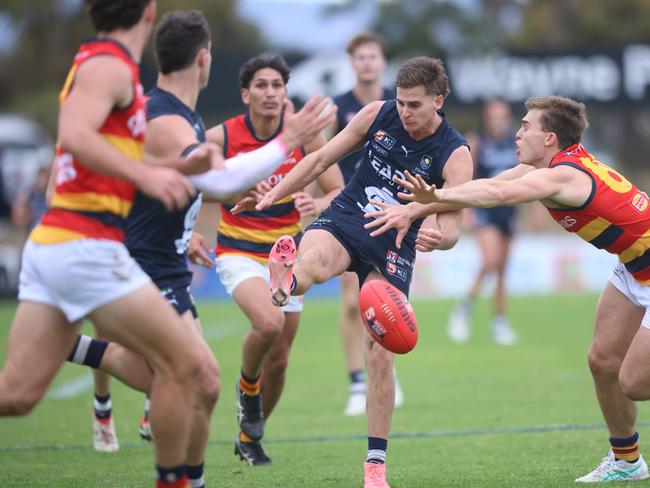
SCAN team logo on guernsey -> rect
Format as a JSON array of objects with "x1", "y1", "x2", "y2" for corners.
[
  {"x1": 374, "y1": 130, "x2": 396, "y2": 150},
  {"x1": 631, "y1": 192, "x2": 649, "y2": 213},
  {"x1": 419, "y1": 154, "x2": 433, "y2": 170},
  {"x1": 387, "y1": 250, "x2": 398, "y2": 263}
]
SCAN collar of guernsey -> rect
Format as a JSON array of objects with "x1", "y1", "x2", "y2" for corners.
[
  {"x1": 216, "y1": 113, "x2": 305, "y2": 263},
  {"x1": 31, "y1": 38, "x2": 146, "y2": 245},
  {"x1": 546, "y1": 143, "x2": 650, "y2": 284}
]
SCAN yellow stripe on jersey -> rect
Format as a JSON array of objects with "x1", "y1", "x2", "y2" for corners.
[
  {"x1": 51, "y1": 192, "x2": 133, "y2": 218},
  {"x1": 575, "y1": 217, "x2": 612, "y2": 242},
  {"x1": 619, "y1": 230, "x2": 650, "y2": 264},
  {"x1": 59, "y1": 65, "x2": 78, "y2": 103},
  {"x1": 276, "y1": 194, "x2": 294, "y2": 205},
  {"x1": 218, "y1": 221, "x2": 302, "y2": 244},
  {"x1": 29, "y1": 224, "x2": 86, "y2": 244},
  {"x1": 104, "y1": 134, "x2": 144, "y2": 160}
]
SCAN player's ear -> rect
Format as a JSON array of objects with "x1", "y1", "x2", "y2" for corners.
[
  {"x1": 545, "y1": 131, "x2": 558, "y2": 148},
  {"x1": 241, "y1": 88, "x2": 250, "y2": 105}
]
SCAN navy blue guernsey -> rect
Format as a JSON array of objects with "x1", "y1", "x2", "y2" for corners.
[
  {"x1": 475, "y1": 132, "x2": 517, "y2": 179},
  {"x1": 125, "y1": 87, "x2": 205, "y2": 288},
  {"x1": 334, "y1": 100, "x2": 467, "y2": 246},
  {"x1": 334, "y1": 88, "x2": 395, "y2": 183}
]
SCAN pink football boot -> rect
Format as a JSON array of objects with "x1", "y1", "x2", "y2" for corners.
[
  {"x1": 364, "y1": 462, "x2": 390, "y2": 488},
  {"x1": 268, "y1": 235, "x2": 296, "y2": 307}
]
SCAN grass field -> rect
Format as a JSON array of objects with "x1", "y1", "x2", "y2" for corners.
[{"x1": 1, "y1": 294, "x2": 650, "y2": 487}]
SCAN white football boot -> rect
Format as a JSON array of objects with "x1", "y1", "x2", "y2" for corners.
[
  {"x1": 576, "y1": 450, "x2": 649, "y2": 483},
  {"x1": 93, "y1": 416, "x2": 119, "y2": 452}
]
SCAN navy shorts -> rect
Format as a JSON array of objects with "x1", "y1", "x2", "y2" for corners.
[
  {"x1": 474, "y1": 206, "x2": 517, "y2": 237},
  {"x1": 306, "y1": 201, "x2": 416, "y2": 296},
  {"x1": 158, "y1": 282, "x2": 198, "y2": 318}
]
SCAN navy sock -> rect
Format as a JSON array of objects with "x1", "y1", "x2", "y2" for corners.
[
  {"x1": 67, "y1": 335, "x2": 108, "y2": 368},
  {"x1": 156, "y1": 464, "x2": 187, "y2": 485},
  {"x1": 94, "y1": 393, "x2": 112, "y2": 421},
  {"x1": 367, "y1": 436, "x2": 388, "y2": 464},
  {"x1": 350, "y1": 370, "x2": 365, "y2": 385},
  {"x1": 187, "y1": 462, "x2": 205, "y2": 488}
]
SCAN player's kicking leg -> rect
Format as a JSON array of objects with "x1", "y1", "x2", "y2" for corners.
[{"x1": 269, "y1": 229, "x2": 352, "y2": 305}]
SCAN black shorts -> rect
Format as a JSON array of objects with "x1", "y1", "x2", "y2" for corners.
[
  {"x1": 306, "y1": 201, "x2": 416, "y2": 295},
  {"x1": 474, "y1": 206, "x2": 517, "y2": 237},
  {"x1": 158, "y1": 283, "x2": 198, "y2": 318}
]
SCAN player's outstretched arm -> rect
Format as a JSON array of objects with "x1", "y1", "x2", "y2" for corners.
[
  {"x1": 190, "y1": 94, "x2": 337, "y2": 202},
  {"x1": 57, "y1": 57, "x2": 194, "y2": 211},
  {"x1": 255, "y1": 101, "x2": 383, "y2": 211}
]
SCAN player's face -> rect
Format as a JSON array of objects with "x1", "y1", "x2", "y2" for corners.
[
  {"x1": 515, "y1": 109, "x2": 553, "y2": 166},
  {"x1": 350, "y1": 42, "x2": 386, "y2": 84},
  {"x1": 396, "y1": 86, "x2": 443, "y2": 135},
  {"x1": 483, "y1": 100, "x2": 512, "y2": 139},
  {"x1": 242, "y1": 68, "x2": 287, "y2": 118}
]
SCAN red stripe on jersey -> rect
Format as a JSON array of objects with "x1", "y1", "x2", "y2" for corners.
[
  {"x1": 33, "y1": 39, "x2": 146, "y2": 244},
  {"x1": 216, "y1": 113, "x2": 304, "y2": 259}
]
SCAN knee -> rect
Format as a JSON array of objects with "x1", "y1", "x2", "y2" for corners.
[
  {"x1": 253, "y1": 313, "x2": 284, "y2": 342},
  {"x1": 588, "y1": 343, "x2": 622, "y2": 378},
  {"x1": 195, "y1": 356, "x2": 221, "y2": 408},
  {"x1": 0, "y1": 387, "x2": 41, "y2": 416}
]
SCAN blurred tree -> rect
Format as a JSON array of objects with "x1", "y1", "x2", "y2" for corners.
[
  {"x1": 513, "y1": 0, "x2": 650, "y2": 50},
  {"x1": 0, "y1": 0, "x2": 264, "y2": 131}
]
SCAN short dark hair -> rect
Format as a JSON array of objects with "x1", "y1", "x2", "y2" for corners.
[
  {"x1": 525, "y1": 96, "x2": 589, "y2": 149},
  {"x1": 346, "y1": 31, "x2": 386, "y2": 57},
  {"x1": 396, "y1": 57, "x2": 450, "y2": 98},
  {"x1": 154, "y1": 10, "x2": 210, "y2": 75},
  {"x1": 84, "y1": 0, "x2": 152, "y2": 32},
  {"x1": 239, "y1": 53, "x2": 290, "y2": 89}
]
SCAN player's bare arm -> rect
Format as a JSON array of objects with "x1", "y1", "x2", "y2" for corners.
[
  {"x1": 425, "y1": 164, "x2": 589, "y2": 209},
  {"x1": 144, "y1": 115, "x2": 224, "y2": 174},
  {"x1": 257, "y1": 101, "x2": 383, "y2": 211},
  {"x1": 58, "y1": 56, "x2": 195, "y2": 211},
  {"x1": 293, "y1": 131, "x2": 345, "y2": 217}
]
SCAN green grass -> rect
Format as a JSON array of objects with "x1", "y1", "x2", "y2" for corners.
[{"x1": 1, "y1": 294, "x2": 649, "y2": 487}]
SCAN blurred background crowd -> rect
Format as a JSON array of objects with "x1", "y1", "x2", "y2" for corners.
[{"x1": 1, "y1": 0, "x2": 650, "y2": 298}]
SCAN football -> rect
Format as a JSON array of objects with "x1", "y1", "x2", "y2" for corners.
[{"x1": 358, "y1": 279, "x2": 418, "y2": 354}]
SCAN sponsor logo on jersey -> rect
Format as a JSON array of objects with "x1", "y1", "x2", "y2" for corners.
[
  {"x1": 386, "y1": 250, "x2": 412, "y2": 267},
  {"x1": 558, "y1": 215, "x2": 578, "y2": 229},
  {"x1": 419, "y1": 154, "x2": 433, "y2": 170},
  {"x1": 401, "y1": 145, "x2": 413, "y2": 157},
  {"x1": 631, "y1": 192, "x2": 649, "y2": 213},
  {"x1": 386, "y1": 262, "x2": 408, "y2": 282},
  {"x1": 373, "y1": 130, "x2": 396, "y2": 150},
  {"x1": 369, "y1": 142, "x2": 388, "y2": 156},
  {"x1": 387, "y1": 250, "x2": 398, "y2": 263}
]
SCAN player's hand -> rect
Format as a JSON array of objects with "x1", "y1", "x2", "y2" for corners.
[
  {"x1": 394, "y1": 170, "x2": 443, "y2": 204},
  {"x1": 231, "y1": 181, "x2": 272, "y2": 214},
  {"x1": 292, "y1": 191, "x2": 319, "y2": 217},
  {"x1": 188, "y1": 232, "x2": 214, "y2": 268},
  {"x1": 415, "y1": 227, "x2": 444, "y2": 252},
  {"x1": 281, "y1": 94, "x2": 337, "y2": 151},
  {"x1": 363, "y1": 200, "x2": 413, "y2": 249},
  {"x1": 136, "y1": 166, "x2": 195, "y2": 211},
  {"x1": 255, "y1": 191, "x2": 276, "y2": 212},
  {"x1": 184, "y1": 143, "x2": 225, "y2": 174}
]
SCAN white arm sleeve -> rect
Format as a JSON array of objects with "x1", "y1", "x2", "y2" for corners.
[{"x1": 188, "y1": 139, "x2": 288, "y2": 200}]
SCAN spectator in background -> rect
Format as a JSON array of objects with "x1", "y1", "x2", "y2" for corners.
[
  {"x1": 447, "y1": 99, "x2": 519, "y2": 346},
  {"x1": 11, "y1": 165, "x2": 50, "y2": 230}
]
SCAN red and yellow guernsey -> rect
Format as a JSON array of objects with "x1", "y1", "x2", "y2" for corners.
[
  {"x1": 30, "y1": 39, "x2": 146, "y2": 244},
  {"x1": 547, "y1": 144, "x2": 650, "y2": 284},
  {"x1": 216, "y1": 114, "x2": 304, "y2": 263}
]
